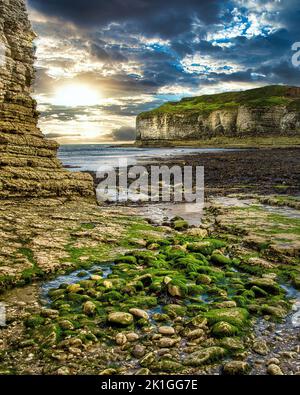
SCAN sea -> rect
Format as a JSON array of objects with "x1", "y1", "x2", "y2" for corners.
[{"x1": 58, "y1": 144, "x2": 237, "y2": 171}]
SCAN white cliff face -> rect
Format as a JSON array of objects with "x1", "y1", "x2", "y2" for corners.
[{"x1": 137, "y1": 104, "x2": 300, "y2": 144}]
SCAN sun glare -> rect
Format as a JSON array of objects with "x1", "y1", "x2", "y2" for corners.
[{"x1": 52, "y1": 84, "x2": 101, "y2": 107}]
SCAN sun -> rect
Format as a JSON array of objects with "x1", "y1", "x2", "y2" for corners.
[{"x1": 52, "y1": 84, "x2": 101, "y2": 107}]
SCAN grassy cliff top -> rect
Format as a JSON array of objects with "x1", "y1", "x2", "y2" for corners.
[{"x1": 138, "y1": 85, "x2": 300, "y2": 119}]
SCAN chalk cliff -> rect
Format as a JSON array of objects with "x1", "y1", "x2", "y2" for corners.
[
  {"x1": 136, "y1": 86, "x2": 300, "y2": 146},
  {"x1": 0, "y1": 0, "x2": 94, "y2": 199}
]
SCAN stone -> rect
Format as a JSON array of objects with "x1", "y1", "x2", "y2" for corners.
[
  {"x1": 186, "y1": 328, "x2": 205, "y2": 340},
  {"x1": 211, "y1": 321, "x2": 238, "y2": 338},
  {"x1": 266, "y1": 358, "x2": 280, "y2": 366},
  {"x1": 168, "y1": 284, "x2": 183, "y2": 297},
  {"x1": 184, "y1": 347, "x2": 226, "y2": 366},
  {"x1": 205, "y1": 308, "x2": 249, "y2": 328},
  {"x1": 189, "y1": 315, "x2": 208, "y2": 328},
  {"x1": 219, "y1": 337, "x2": 244, "y2": 351},
  {"x1": 267, "y1": 364, "x2": 284, "y2": 375},
  {"x1": 40, "y1": 309, "x2": 59, "y2": 319},
  {"x1": 196, "y1": 274, "x2": 212, "y2": 285},
  {"x1": 248, "y1": 278, "x2": 281, "y2": 295},
  {"x1": 129, "y1": 308, "x2": 149, "y2": 320},
  {"x1": 115, "y1": 333, "x2": 127, "y2": 346},
  {"x1": 151, "y1": 359, "x2": 182, "y2": 373},
  {"x1": 67, "y1": 284, "x2": 82, "y2": 294},
  {"x1": 59, "y1": 320, "x2": 74, "y2": 330},
  {"x1": 57, "y1": 367, "x2": 71, "y2": 375},
  {"x1": 135, "y1": 368, "x2": 150, "y2": 375},
  {"x1": 158, "y1": 326, "x2": 175, "y2": 336},
  {"x1": 157, "y1": 337, "x2": 179, "y2": 348},
  {"x1": 186, "y1": 228, "x2": 208, "y2": 238},
  {"x1": 252, "y1": 339, "x2": 270, "y2": 356},
  {"x1": 140, "y1": 352, "x2": 156, "y2": 367},
  {"x1": 91, "y1": 275, "x2": 102, "y2": 281},
  {"x1": 103, "y1": 280, "x2": 113, "y2": 289},
  {"x1": 99, "y1": 369, "x2": 117, "y2": 375},
  {"x1": 223, "y1": 361, "x2": 251, "y2": 375},
  {"x1": 83, "y1": 301, "x2": 96, "y2": 316},
  {"x1": 108, "y1": 312, "x2": 134, "y2": 326},
  {"x1": 126, "y1": 333, "x2": 139, "y2": 342},
  {"x1": 132, "y1": 345, "x2": 146, "y2": 358},
  {"x1": 215, "y1": 301, "x2": 237, "y2": 309}
]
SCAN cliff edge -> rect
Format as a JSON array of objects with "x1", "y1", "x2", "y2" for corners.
[
  {"x1": 0, "y1": 0, "x2": 94, "y2": 199},
  {"x1": 136, "y1": 85, "x2": 300, "y2": 146}
]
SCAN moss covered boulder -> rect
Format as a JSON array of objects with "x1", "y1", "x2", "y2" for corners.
[
  {"x1": 108, "y1": 312, "x2": 134, "y2": 326},
  {"x1": 211, "y1": 321, "x2": 239, "y2": 337},
  {"x1": 184, "y1": 347, "x2": 226, "y2": 366},
  {"x1": 205, "y1": 308, "x2": 249, "y2": 329}
]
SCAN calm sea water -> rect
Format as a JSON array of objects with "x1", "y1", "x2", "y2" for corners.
[{"x1": 58, "y1": 144, "x2": 238, "y2": 171}]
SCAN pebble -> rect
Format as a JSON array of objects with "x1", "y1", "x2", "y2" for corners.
[
  {"x1": 252, "y1": 339, "x2": 269, "y2": 355},
  {"x1": 158, "y1": 326, "x2": 175, "y2": 336},
  {"x1": 157, "y1": 337, "x2": 179, "y2": 348},
  {"x1": 126, "y1": 333, "x2": 139, "y2": 342},
  {"x1": 68, "y1": 347, "x2": 82, "y2": 355},
  {"x1": 223, "y1": 361, "x2": 251, "y2": 375},
  {"x1": 132, "y1": 345, "x2": 146, "y2": 358},
  {"x1": 57, "y1": 367, "x2": 70, "y2": 375},
  {"x1": 115, "y1": 333, "x2": 127, "y2": 346},
  {"x1": 267, "y1": 364, "x2": 284, "y2": 375},
  {"x1": 266, "y1": 358, "x2": 280, "y2": 366},
  {"x1": 129, "y1": 308, "x2": 149, "y2": 320}
]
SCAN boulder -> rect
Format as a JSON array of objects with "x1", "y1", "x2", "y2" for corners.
[{"x1": 108, "y1": 312, "x2": 134, "y2": 326}]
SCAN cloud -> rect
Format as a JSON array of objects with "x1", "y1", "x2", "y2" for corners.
[
  {"x1": 107, "y1": 126, "x2": 136, "y2": 141},
  {"x1": 26, "y1": 0, "x2": 300, "y2": 143},
  {"x1": 45, "y1": 132, "x2": 81, "y2": 139},
  {"x1": 28, "y1": 0, "x2": 225, "y2": 36}
]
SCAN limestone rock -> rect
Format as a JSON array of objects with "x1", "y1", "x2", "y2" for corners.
[
  {"x1": 136, "y1": 86, "x2": 300, "y2": 146},
  {"x1": 0, "y1": 0, "x2": 94, "y2": 199}
]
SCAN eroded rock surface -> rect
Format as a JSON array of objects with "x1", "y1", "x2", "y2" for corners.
[
  {"x1": 0, "y1": 0, "x2": 94, "y2": 198},
  {"x1": 136, "y1": 86, "x2": 300, "y2": 146}
]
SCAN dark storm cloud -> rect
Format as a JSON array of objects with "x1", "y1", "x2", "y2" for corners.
[
  {"x1": 28, "y1": 0, "x2": 225, "y2": 36},
  {"x1": 28, "y1": 0, "x2": 300, "y2": 141},
  {"x1": 108, "y1": 126, "x2": 136, "y2": 141}
]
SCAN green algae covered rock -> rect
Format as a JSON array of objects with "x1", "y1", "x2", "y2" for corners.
[
  {"x1": 163, "y1": 304, "x2": 187, "y2": 318},
  {"x1": 150, "y1": 359, "x2": 183, "y2": 372},
  {"x1": 211, "y1": 321, "x2": 239, "y2": 337},
  {"x1": 173, "y1": 219, "x2": 189, "y2": 231},
  {"x1": 211, "y1": 253, "x2": 232, "y2": 266},
  {"x1": 115, "y1": 255, "x2": 137, "y2": 265},
  {"x1": 108, "y1": 312, "x2": 134, "y2": 326},
  {"x1": 205, "y1": 308, "x2": 249, "y2": 329},
  {"x1": 184, "y1": 347, "x2": 226, "y2": 366},
  {"x1": 187, "y1": 239, "x2": 226, "y2": 255},
  {"x1": 248, "y1": 278, "x2": 281, "y2": 295}
]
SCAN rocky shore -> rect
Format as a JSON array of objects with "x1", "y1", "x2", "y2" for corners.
[{"x1": 0, "y1": 191, "x2": 299, "y2": 375}]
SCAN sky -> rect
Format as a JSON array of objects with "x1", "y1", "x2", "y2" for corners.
[{"x1": 26, "y1": 0, "x2": 300, "y2": 144}]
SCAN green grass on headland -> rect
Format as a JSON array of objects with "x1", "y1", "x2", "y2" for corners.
[{"x1": 138, "y1": 85, "x2": 300, "y2": 119}]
